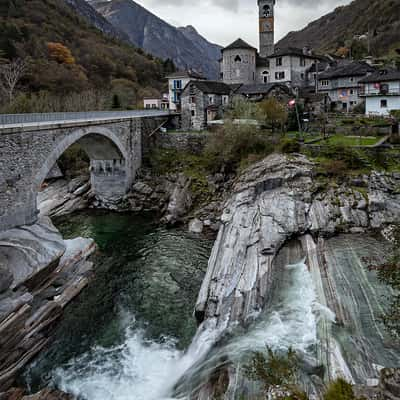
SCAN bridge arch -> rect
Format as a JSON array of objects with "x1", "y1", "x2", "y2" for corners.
[{"x1": 34, "y1": 126, "x2": 132, "y2": 210}]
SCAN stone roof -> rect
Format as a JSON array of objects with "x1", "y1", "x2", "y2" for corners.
[
  {"x1": 235, "y1": 83, "x2": 292, "y2": 96},
  {"x1": 318, "y1": 61, "x2": 376, "y2": 80},
  {"x1": 185, "y1": 80, "x2": 232, "y2": 95},
  {"x1": 222, "y1": 38, "x2": 257, "y2": 52},
  {"x1": 359, "y1": 69, "x2": 400, "y2": 83},
  {"x1": 268, "y1": 47, "x2": 326, "y2": 60},
  {"x1": 166, "y1": 70, "x2": 205, "y2": 79}
]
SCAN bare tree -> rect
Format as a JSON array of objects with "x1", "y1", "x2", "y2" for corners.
[{"x1": 0, "y1": 59, "x2": 27, "y2": 103}]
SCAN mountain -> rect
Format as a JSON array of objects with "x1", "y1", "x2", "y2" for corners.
[
  {"x1": 88, "y1": 0, "x2": 222, "y2": 79},
  {"x1": 0, "y1": 0, "x2": 167, "y2": 111},
  {"x1": 277, "y1": 0, "x2": 400, "y2": 58},
  {"x1": 64, "y1": 0, "x2": 129, "y2": 42}
]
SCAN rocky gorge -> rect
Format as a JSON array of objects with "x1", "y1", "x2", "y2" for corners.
[{"x1": 1, "y1": 152, "x2": 400, "y2": 399}]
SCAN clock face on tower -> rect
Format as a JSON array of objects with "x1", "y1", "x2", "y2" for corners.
[{"x1": 259, "y1": 17, "x2": 274, "y2": 33}]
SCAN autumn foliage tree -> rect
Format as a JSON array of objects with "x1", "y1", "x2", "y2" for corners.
[{"x1": 47, "y1": 42, "x2": 75, "y2": 65}]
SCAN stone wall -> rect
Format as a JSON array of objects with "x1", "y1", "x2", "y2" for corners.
[{"x1": 150, "y1": 131, "x2": 209, "y2": 155}]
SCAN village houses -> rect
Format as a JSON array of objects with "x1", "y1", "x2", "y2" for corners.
[{"x1": 158, "y1": 0, "x2": 399, "y2": 129}]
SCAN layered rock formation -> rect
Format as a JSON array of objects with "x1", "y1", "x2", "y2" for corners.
[
  {"x1": 0, "y1": 218, "x2": 96, "y2": 392},
  {"x1": 186, "y1": 154, "x2": 400, "y2": 399}
]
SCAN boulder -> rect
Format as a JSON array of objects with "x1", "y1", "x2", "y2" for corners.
[{"x1": 189, "y1": 219, "x2": 204, "y2": 234}]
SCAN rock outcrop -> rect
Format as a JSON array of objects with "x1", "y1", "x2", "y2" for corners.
[
  {"x1": 195, "y1": 154, "x2": 400, "y2": 328},
  {"x1": 38, "y1": 177, "x2": 93, "y2": 218},
  {"x1": 0, "y1": 387, "x2": 74, "y2": 400},
  {"x1": 0, "y1": 218, "x2": 96, "y2": 391},
  {"x1": 187, "y1": 153, "x2": 400, "y2": 399}
]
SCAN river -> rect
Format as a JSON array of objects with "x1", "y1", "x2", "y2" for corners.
[
  {"x1": 23, "y1": 211, "x2": 213, "y2": 400},
  {"x1": 22, "y1": 213, "x2": 400, "y2": 400}
]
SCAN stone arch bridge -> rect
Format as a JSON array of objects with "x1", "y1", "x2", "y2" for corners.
[{"x1": 0, "y1": 111, "x2": 174, "y2": 232}]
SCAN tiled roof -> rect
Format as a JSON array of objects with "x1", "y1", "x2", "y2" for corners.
[
  {"x1": 185, "y1": 80, "x2": 232, "y2": 95},
  {"x1": 318, "y1": 61, "x2": 376, "y2": 79},
  {"x1": 222, "y1": 38, "x2": 257, "y2": 52},
  {"x1": 359, "y1": 69, "x2": 400, "y2": 83}
]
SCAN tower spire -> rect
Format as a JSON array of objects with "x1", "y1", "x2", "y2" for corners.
[{"x1": 258, "y1": 0, "x2": 276, "y2": 57}]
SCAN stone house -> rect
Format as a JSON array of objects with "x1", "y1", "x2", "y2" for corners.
[
  {"x1": 166, "y1": 71, "x2": 205, "y2": 112},
  {"x1": 317, "y1": 61, "x2": 376, "y2": 112},
  {"x1": 359, "y1": 69, "x2": 400, "y2": 116},
  {"x1": 181, "y1": 80, "x2": 231, "y2": 130}
]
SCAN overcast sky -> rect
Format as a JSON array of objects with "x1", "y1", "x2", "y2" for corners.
[{"x1": 134, "y1": 0, "x2": 352, "y2": 47}]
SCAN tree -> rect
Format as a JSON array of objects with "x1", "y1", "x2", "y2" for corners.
[
  {"x1": 47, "y1": 42, "x2": 75, "y2": 65},
  {"x1": 257, "y1": 97, "x2": 288, "y2": 133},
  {"x1": 0, "y1": 58, "x2": 27, "y2": 103}
]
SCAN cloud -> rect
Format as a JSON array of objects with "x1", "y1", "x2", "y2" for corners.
[{"x1": 134, "y1": 0, "x2": 351, "y2": 46}]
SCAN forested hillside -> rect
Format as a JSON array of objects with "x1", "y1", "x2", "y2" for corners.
[
  {"x1": 277, "y1": 0, "x2": 400, "y2": 60},
  {"x1": 0, "y1": 0, "x2": 173, "y2": 112}
]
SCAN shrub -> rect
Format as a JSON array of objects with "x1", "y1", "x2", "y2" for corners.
[
  {"x1": 280, "y1": 138, "x2": 301, "y2": 154},
  {"x1": 320, "y1": 159, "x2": 349, "y2": 178},
  {"x1": 204, "y1": 122, "x2": 274, "y2": 173},
  {"x1": 244, "y1": 347, "x2": 308, "y2": 399},
  {"x1": 324, "y1": 379, "x2": 360, "y2": 400}
]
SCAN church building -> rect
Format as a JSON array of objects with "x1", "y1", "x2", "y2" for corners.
[{"x1": 220, "y1": 0, "x2": 326, "y2": 90}]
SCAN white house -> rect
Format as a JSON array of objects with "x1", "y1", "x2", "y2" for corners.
[
  {"x1": 143, "y1": 94, "x2": 169, "y2": 110},
  {"x1": 166, "y1": 71, "x2": 204, "y2": 112},
  {"x1": 359, "y1": 69, "x2": 400, "y2": 116}
]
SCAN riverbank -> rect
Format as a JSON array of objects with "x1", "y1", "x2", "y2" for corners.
[{"x1": 2, "y1": 152, "x2": 400, "y2": 399}]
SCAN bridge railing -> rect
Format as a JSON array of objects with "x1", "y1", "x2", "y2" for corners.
[{"x1": 0, "y1": 110, "x2": 172, "y2": 126}]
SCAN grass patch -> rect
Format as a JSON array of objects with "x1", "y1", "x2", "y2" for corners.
[{"x1": 314, "y1": 135, "x2": 381, "y2": 147}]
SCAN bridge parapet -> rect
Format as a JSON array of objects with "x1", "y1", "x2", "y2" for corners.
[{"x1": 0, "y1": 110, "x2": 172, "y2": 127}]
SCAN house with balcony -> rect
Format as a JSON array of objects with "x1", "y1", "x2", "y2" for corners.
[
  {"x1": 359, "y1": 69, "x2": 400, "y2": 115},
  {"x1": 166, "y1": 71, "x2": 204, "y2": 112},
  {"x1": 317, "y1": 61, "x2": 376, "y2": 112}
]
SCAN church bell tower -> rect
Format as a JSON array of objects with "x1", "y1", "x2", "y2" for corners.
[{"x1": 258, "y1": 0, "x2": 275, "y2": 58}]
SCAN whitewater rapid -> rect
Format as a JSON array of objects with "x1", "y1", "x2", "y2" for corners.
[{"x1": 53, "y1": 260, "x2": 328, "y2": 400}]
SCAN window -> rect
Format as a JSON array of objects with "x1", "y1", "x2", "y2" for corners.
[
  {"x1": 321, "y1": 80, "x2": 329, "y2": 87},
  {"x1": 275, "y1": 71, "x2": 285, "y2": 80},
  {"x1": 301, "y1": 73, "x2": 305, "y2": 80},
  {"x1": 191, "y1": 110, "x2": 196, "y2": 117},
  {"x1": 234, "y1": 55, "x2": 242, "y2": 62},
  {"x1": 350, "y1": 89, "x2": 355, "y2": 95},
  {"x1": 300, "y1": 57, "x2": 306, "y2": 67},
  {"x1": 381, "y1": 99, "x2": 388, "y2": 108},
  {"x1": 190, "y1": 96, "x2": 196, "y2": 104},
  {"x1": 151, "y1": 104, "x2": 157, "y2": 109},
  {"x1": 145, "y1": 104, "x2": 151, "y2": 109},
  {"x1": 350, "y1": 77, "x2": 354, "y2": 82},
  {"x1": 173, "y1": 80, "x2": 182, "y2": 89},
  {"x1": 263, "y1": 4, "x2": 271, "y2": 17},
  {"x1": 262, "y1": 70, "x2": 269, "y2": 84},
  {"x1": 209, "y1": 95, "x2": 214, "y2": 104},
  {"x1": 276, "y1": 57, "x2": 283, "y2": 67}
]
